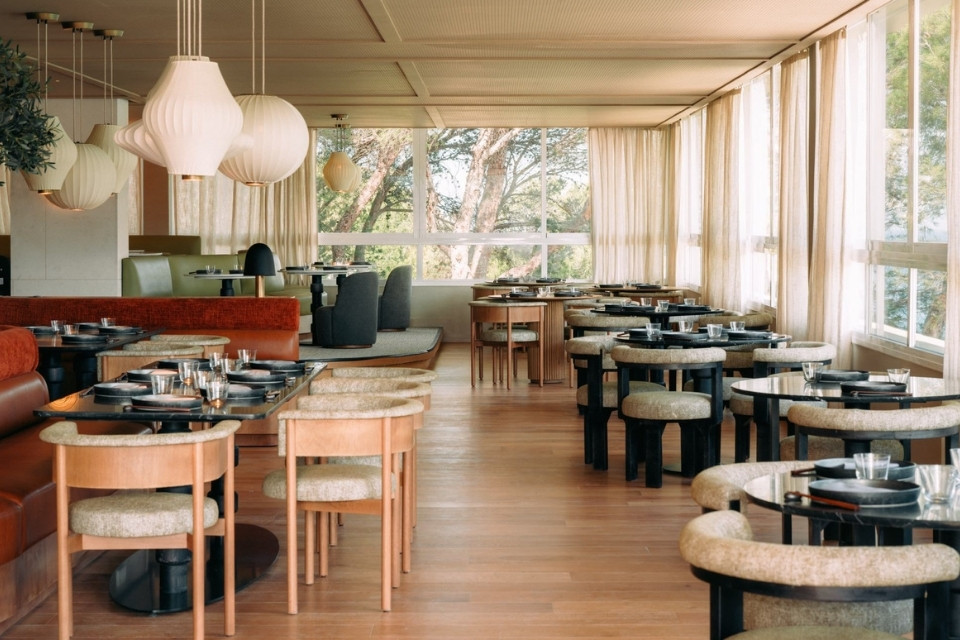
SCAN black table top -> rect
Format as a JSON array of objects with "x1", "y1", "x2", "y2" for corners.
[
  {"x1": 743, "y1": 471, "x2": 960, "y2": 530},
  {"x1": 614, "y1": 330, "x2": 790, "y2": 349},
  {"x1": 34, "y1": 328, "x2": 163, "y2": 353},
  {"x1": 731, "y1": 371, "x2": 960, "y2": 404},
  {"x1": 593, "y1": 304, "x2": 719, "y2": 316},
  {"x1": 35, "y1": 362, "x2": 324, "y2": 423}
]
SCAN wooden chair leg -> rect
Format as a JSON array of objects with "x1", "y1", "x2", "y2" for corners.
[
  {"x1": 319, "y1": 512, "x2": 330, "y2": 577},
  {"x1": 305, "y1": 510, "x2": 316, "y2": 585}
]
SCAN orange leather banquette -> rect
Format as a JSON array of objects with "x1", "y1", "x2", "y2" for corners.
[{"x1": 0, "y1": 296, "x2": 301, "y2": 360}]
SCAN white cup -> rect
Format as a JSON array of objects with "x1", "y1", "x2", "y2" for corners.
[
  {"x1": 706, "y1": 323, "x2": 723, "y2": 339},
  {"x1": 150, "y1": 371, "x2": 176, "y2": 395},
  {"x1": 887, "y1": 368, "x2": 911, "y2": 384},
  {"x1": 853, "y1": 452, "x2": 890, "y2": 480},
  {"x1": 729, "y1": 321, "x2": 745, "y2": 331}
]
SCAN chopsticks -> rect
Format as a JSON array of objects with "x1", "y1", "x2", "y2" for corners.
[{"x1": 784, "y1": 491, "x2": 860, "y2": 511}]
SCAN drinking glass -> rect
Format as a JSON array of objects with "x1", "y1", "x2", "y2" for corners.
[
  {"x1": 209, "y1": 352, "x2": 225, "y2": 374},
  {"x1": 853, "y1": 452, "x2": 890, "y2": 480},
  {"x1": 801, "y1": 361, "x2": 824, "y2": 382},
  {"x1": 645, "y1": 322, "x2": 661, "y2": 338},
  {"x1": 677, "y1": 320, "x2": 694, "y2": 333},
  {"x1": 706, "y1": 323, "x2": 723, "y2": 339},
  {"x1": 951, "y1": 447, "x2": 960, "y2": 473},
  {"x1": 150, "y1": 371, "x2": 176, "y2": 395},
  {"x1": 221, "y1": 357, "x2": 237, "y2": 373},
  {"x1": 206, "y1": 378, "x2": 229, "y2": 408},
  {"x1": 683, "y1": 297, "x2": 696, "y2": 305},
  {"x1": 177, "y1": 361, "x2": 199, "y2": 387},
  {"x1": 62, "y1": 324, "x2": 79, "y2": 335},
  {"x1": 887, "y1": 368, "x2": 911, "y2": 384},
  {"x1": 917, "y1": 465, "x2": 959, "y2": 503},
  {"x1": 50, "y1": 320, "x2": 63, "y2": 334},
  {"x1": 537, "y1": 287, "x2": 550, "y2": 297},
  {"x1": 639, "y1": 297, "x2": 652, "y2": 307},
  {"x1": 194, "y1": 369, "x2": 212, "y2": 390},
  {"x1": 236, "y1": 349, "x2": 257, "y2": 369},
  {"x1": 729, "y1": 321, "x2": 745, "y2": 331},
  {"x1": 100, "y1": 317, "x2": 115, "y2": 327},
  {"x1": 656, "y1": 300, "x2": 670, "y2": 312}
]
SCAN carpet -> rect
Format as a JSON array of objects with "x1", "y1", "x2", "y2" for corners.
[{"x1": 299, "y1": 327, "x2": 443, "y2": 362}]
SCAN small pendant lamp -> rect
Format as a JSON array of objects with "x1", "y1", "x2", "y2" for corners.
[{"x1": 322, "y1": 114, "x2": 359, "y2": 192}]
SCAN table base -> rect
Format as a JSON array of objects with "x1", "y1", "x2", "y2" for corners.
[{"x1": 108, "y1": 523, "x2": 278, "y2": 614}]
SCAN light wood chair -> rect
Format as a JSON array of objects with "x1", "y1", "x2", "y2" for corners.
[
  {"x1": 468, "y1": 300, "x2": 545, "y2": 389},
  {"x1": 263, "y1": 395, "x2": 422, "y2": 612},
  {"x1": 39, "y1": 419, "x2": 241, "y2": 640},
  {"x1": 96, "y1": 344, "x2": 205, "y2": 381},
  {"x1": 680, "y1": 510, "x2": 957, "y2": 640},
  {"x1": 305, "y1": 377, "x2": 432, "y2": 570}
]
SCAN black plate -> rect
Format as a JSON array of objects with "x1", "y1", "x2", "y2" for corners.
[
  {"x1": 677, "y1": 304, "x2": 712, "y2": 312},
  {"x1": 200, "y1": 383, "x2": 266, "y2": 400},
  {"x1": 536, "y1": 278, "x2": 562, "y2": 283},
  {"x1": 77, "y1": 322, "x2": 104, "y2": 331},
  {"x1": 93, "y1": 382, "x2": 151, "y2": 397},
  {"x1": 727, "y1": 330, "x2": 773, "y2": 340},
  {"x1": 126, "y1": 368, "x2": 177, "y2": 382},
  {"x1": 25, "y1": 325, "x2": 56, "y2": 335},
  {"x1": 495, "y1": 277, "x2": 519, "y2": 283},
  {"x1": 508, "y1": 291, "x2": 537, "y2": 298},
  {"x1": 60, "y1": 334, "x2": 109, "y2": 344},
  {"x1": 814, "y1": 458, "x2": 917, "y2": 481},
  {"x1": 131, "y1": 394, "x2": 203, "y2": 411},
  {"x1": 156, "y1": 357, "x2": 207, "y2": 369},
  {"x1": 552, "y1": 290, "x2": 582, "y2": 297},
  {"x1": 249, "y1": 360, "x2": 304, "y2": 374},
  {"x1": 229, "y1": 269, "x2": 244, "y2": 274},
  {"x1": 598, "y1": 283, "x2": 624, "y2": 289},
  {"x1": 817, "y1": 369, "x2": 870, "y2": 383},
  {"x1": 808, "y1": 478, "x2": 921, "y2": 507},
  {"x1": 627, "y1": 283, "x2": 662, "y2": 290},
  {"x1": 285, "y1": 265, "x2": 309, "y2": 271},
  {"x1": 840, "y1": 380, "x2": 908, "y2": 394},
  {"x1": 661, "y1": 331, "x2": 708, "y2": 342},
  {"x1": 227, "y1": 370, "x2": 287, "y2": 387},
  {"x1": 98, "y1": 325, "x2": 140, "y2": 335}
]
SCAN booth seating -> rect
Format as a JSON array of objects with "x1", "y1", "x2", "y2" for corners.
[{"x1": 0, "y1": 326, "x2": 151, "y2": 634}]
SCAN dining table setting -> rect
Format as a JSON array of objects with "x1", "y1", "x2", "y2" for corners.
[{"x1": 34, "y1": 355, "x2": 324, "y2": 615}]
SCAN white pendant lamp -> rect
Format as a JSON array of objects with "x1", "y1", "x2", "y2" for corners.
[
  {"x1": 86, "y1": 29, "x2": 136, "y2": 194},
  {"x1": 47, "y1": 21, "x2": 116, "y2": 211},
  {"x1": 46, "y1": 143, "x2": 116, "y2": 211},
  {"x1": 114, "y1": 120, "x2": 166, "y2": 166},
  {"x1": 322, "y1": 114, "x2": 360, "y2": 193},
  {"x1": 118, "y1": 0, "x2": 244, "y2": 179},
  {"x1": 219, "y1": 0, "x2": 309, "y2": 186},
  {"x1": 21, "y1": 116, "x2": 77, "y2": 194},
  {"x1": 20, "y1": 12, "x2": 77, "y2": 194}
]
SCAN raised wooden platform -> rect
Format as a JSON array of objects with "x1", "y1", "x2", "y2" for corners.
[{"x1": 298, "y1": 327, "x2": 443, "y2": 370}]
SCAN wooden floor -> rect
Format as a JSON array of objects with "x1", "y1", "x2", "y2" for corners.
[{"x1": 5, "y1": 343, "x2": 790, "y2": 639}]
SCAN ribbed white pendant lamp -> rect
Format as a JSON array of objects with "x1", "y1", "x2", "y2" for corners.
[
  {"x1": 47, "y1": 21, "x2": 115, "y2": 211},
  {"x1": 322, "y1": 114, "x2": 359, "y2": 192},
  {"x1": 219, "y1": 0, "x2": 309, "y2": 186},
  {"x1": 20, "y1": 12, "x2": 77, "y2": 194},
  {"x1": 116, "y1": 0, "x2": 243, "y2": 179},
  {"x1": 86, "y1": 29, "x2": 136, "y2": 194},
  {"x1": 114, "y1": 120, "x2": 166, "y2": 166}
]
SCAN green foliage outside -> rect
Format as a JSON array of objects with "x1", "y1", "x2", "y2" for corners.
[{"x1": 0, "y1": 40, "x2": 55, "y2": 186}]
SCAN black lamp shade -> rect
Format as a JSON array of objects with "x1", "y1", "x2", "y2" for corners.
[{"x1": 243, "y1": 243, "x2": 276, "y2": 276}]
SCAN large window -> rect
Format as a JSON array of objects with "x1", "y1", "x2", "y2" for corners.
[
  {"x1": 317, "y1": 128, "x2": 591, "y2": 281},
  {"x1": 866, "y1": 0, "x2": 950, "y2": 355}
]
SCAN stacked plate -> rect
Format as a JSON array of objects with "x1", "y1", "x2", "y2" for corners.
[
  {"x1": 98, "y1": 325, "x2": 140, "y2": 335},
  {"x1": 200, "y1": 383, "x2": 266, "y2": 401},
  {"x1": 249, "y1": 360, "x2": 304, "y2": 375},
  {"x1": 25, "y1": 325, "x2": 56, "y2": 335},
  {"x1": 227, "y1": 369, "x2": 287, "y2": 388},
  {"x1": 130, "y1": 394, "x2": 203, "y2": 411},
  {"x1": 92, "y1": 382, "x2": 151, "y2": 398},
  {"x1": 60, "y1": 334, "x2": 108, "y2": 344},
  {"x1": 813, "y1": 457, "x2": 916, "y2": 481}
]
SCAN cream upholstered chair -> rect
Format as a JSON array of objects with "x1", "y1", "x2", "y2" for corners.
[
  {"x1": 468, "y1": 300, "x2": 545, "y2": 389},
  {"x1": 96, "y1": 344, "x2": 205, "y2": 381},
  {"x1": 306, "y1": 377, "x2": 432, "y2": 571},
  {"x1": 330, "y1": 366, "x2": 438, "y2": 384},
  {"x1": 40, "y1": 420, "x2": 241, "y2": 640},
  {"x1": 680, "y1": 510, "x2": 958, "y2": 640},
  {"x1": 690, "y1": 460, "x2": 813, "y2": 513},
  {"x1": 148, "y1": 333, "x2": 230, "y2": 357},
  {"x1": 564, "y1": 335, "x2": 662, "y2": 470},
  {"x1": 612, "y1": 345, "x2": 726, "y2": 487},
  {"x1": 729, "y1": 341, "x2": 836, "y2": 462},
  {"x1": 263, "y1": 395, "x2": 422, "y2": 613},
  {"x1": 565, "y1": 310, "x2": 648, "y2": 389},
  {"x1": 785, "y1": 403, "x2": 960, "y2": 461}
]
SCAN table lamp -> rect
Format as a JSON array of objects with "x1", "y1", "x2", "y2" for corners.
[{"x1": 243, "y1": 242, "x2": 276, "y2": 297}]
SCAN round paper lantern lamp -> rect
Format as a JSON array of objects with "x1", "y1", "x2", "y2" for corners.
[
  {"x1": 20, "y1": 117, "x2": 78, "y2": 194},
  {"x1": 323, "y1": 151, "x2": 358, "y2": 192},
  {"x1": 142, "y1": 55, "x2": 244, "y2": 178},
  {"x1": 46, "y1": 143, "x2": 116, "y2": 211},
  {"x1": 86, "y1": 123, "x2": 138, "y2": 194},
  {"x1": 219, "y1": 94, "x2": 309, "y2": 186}
]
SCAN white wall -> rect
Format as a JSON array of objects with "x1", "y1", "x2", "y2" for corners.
[{"x1": 10, "y1": 98, "x2": 129, "y2": 296}]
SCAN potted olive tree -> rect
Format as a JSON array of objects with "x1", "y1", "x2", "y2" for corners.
[{"x1": 0, "y1": 39, "x2": 55, "y2": 187}]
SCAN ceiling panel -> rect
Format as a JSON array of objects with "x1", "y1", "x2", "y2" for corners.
[{"x1": 0, "y1": 0, "x2": 887, "y2": 128}]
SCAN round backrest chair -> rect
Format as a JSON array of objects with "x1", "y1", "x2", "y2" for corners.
[
  {"x1": 680, "y1": 510, "x2": 958, "y2": 640},
  {"x1": 96, "y1": 344, "x2": 204, "y2": 381},
  {"x1": 330, "y1": 366, "x2": 438, "y2": 384},
  {"x1": 611, "y1": 345, "x2": 726, "y2": 487},
  {"x1": 148, "y1": 333, "x2": 230, "y2": 357}
]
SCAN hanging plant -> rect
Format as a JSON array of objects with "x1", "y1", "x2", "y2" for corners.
[{"x1": 0, "y1": 39, "x2": 55, "y2": 186}]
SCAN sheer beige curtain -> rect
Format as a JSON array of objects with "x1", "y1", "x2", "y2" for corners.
[
  {"x1": 945, "y1": 0, "x2": 960, "y2": 380},
  {"x1": 700, "y1": 91, "x2": 744, "y2": 312},
  {"x1": 777, "y1": 51, "x2": 812, "y2": 340},
  {"x1": 808, "y1": 27, "x2": 868, "y2": 368},
  {"x1": 173, "y1": 129, "x2": 318, "y2": 267},
  {"x1": 589, "y1": 127, "x2": 674, "y2": 283}
]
